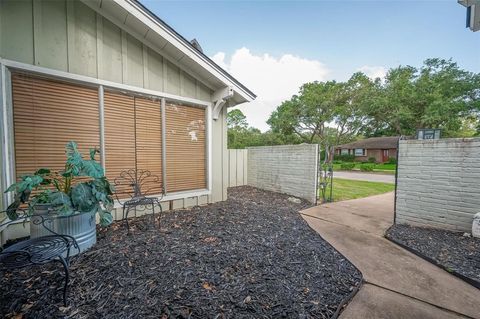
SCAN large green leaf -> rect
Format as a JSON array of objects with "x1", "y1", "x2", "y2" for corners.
[
  {"x1": 91, "y1": 177, "x2": 114, "y2": 206},
  {"x1": 6, "y1": 201, "x2": 20, "y2": 220},
  {"x1": 5, "y1": 175, "x2": 44, "y2": 194},
  {"x1": 80, "y1": 160, "x2": 104, "y2": 178},
  {"x1": 49, "y1": 192, "x2": 73, "y2": 215},
  {"x1": 65, "y1": 141, "x2": 82, "y2": 176},
  {"x1": 89, "y1": 148, "x2": 99, "y2": 161},
  {"x1": 71, "y1": 183, "x2": 96, "y2": 212},
  {"x1": 98, "y1": 210, "x2": 113, "y2": 227},
  {"x1": 34, "y1": 168, "x2": 51, "y2": 175}
]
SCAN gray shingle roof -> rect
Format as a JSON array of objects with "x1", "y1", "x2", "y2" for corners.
[{"x1": 336, "y1": 136, "x2": 400, "y2": 149}]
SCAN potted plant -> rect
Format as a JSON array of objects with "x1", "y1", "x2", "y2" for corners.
[{"x1": 4, "y1": 141, "x2": 114, "y2": 254}]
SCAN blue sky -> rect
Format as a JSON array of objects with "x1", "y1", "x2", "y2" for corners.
[{"x1": 142, "y1": 0, "x2": 480, "y2": 130}]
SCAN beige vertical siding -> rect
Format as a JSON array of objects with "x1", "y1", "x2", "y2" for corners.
[
  {"x1": 0, "y1": 0, "x2": 212, "y2": 101},
  {"x1": 0, "y1": 0, "x2": 232, "y2": 215},
  {"x1": 208, "y1": 106, "x2": 228, "y2": 203}
]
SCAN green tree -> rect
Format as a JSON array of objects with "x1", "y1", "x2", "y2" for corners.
[
  {"x1": 267, "y1": 75, "x2": 372, "y2": 145},
  {"x1": 333, "y1": 73, "x2": 376, "y2": 144},
  {"x1": 363, "y1": 58, "x2": 480, "y2": 137},
  {"x1": 227, "y1": 109, "x2": 248, "y2": 130},
  {"x1": 267, "y1": 81, "x2": 340, "y2": 143}
]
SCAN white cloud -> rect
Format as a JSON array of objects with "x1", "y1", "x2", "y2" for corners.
[
  {"x1": 357, "y1": 65, "x2": 387, "y2": 80},
  {"x1": 211, "y1": 48, "x2": 329, "y2": 131}
]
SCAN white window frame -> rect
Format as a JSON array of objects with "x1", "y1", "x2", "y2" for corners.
[
  {"x1": 354, "y1": 148, "x2": 366, "y2": 156},
  {"x1": 0, "y1": 58, "x2": 213, "y2": 207},
  {"x1": 340, "y1": 149, "x2": 349, "y2": 155}
]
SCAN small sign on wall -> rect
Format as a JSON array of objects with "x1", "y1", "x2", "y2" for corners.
[{"x1": 416, "y1": 129, "x2": 441, "y2": 140}]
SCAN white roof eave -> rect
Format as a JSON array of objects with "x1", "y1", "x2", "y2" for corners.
[{"x1": 92, "y1": 0, "x2": 255, "y2": 103}]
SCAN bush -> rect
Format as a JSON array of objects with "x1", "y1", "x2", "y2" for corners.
[
  {"x1": 336, "y1": 154, "x2": 355, "y2": 162},
  {"x1": 368, "y1": 157, "x2": 376, "y2": 163},
  {"x1": 340, "y1": 162, "x2": 355, "y2": 170},
  {"x1": 360, "y1": 163, "x2": 375, "y2": 172},
  {"x1": 387, "y1": 157, "x2": 397, "y2": 164}
]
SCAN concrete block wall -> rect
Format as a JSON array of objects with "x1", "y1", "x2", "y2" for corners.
[
  {"x1": 247, "y1": 144, "x2": 318, "y2": 203},
  {"x1": 396, "y1": 138, "x2": 480, "y2": 232}
]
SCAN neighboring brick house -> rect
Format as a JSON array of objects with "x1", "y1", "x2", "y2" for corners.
[{"x1": 335, "y1": 136, "x2": 400, "y2": 163}]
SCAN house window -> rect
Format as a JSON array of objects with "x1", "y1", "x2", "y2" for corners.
[
  {"x1": 104, "y1": 91, "x2": 164, "y2": 196},
  {"x1": 354, "y1": 148, "x2": 366, "y2": 156},
  {"x1": 165, "y1": 103, "x2": 206, "y2": 192},
  {"x1": 11, "y1": 72, "x2": 208, "y2": 199},
  {"x1": 12, "y1": 73, "x2": 100, "y2": 179},
  {"x1": 340, "y1": 149, "x2": 349, "y2": 155}
]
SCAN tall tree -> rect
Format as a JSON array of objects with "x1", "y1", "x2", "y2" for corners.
[
  {"x1": 333, "y1": 72, "x2": 376, "y2": 144},
  {"x1": 363, "y1": 58, "x2": 480, "y2": 137},
  {"x1": 227, "y1": 109, "x2": 248, "y2": 130},
  {"x1": 267, "y1": 81, "x2": 340, "y2": 143}
]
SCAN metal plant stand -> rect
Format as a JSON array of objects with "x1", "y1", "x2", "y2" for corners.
[
  {"x1": 318, "y1": 144, "x2": 334, "y2": 204},
  {"x1": 114, "y1": 169, "x2": 164, "y2": 233},
  {"x1": 0, "y1": 211, "x2": 80, "y2": 306}
]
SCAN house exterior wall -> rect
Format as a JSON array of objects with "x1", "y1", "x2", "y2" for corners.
[
  {"x1": 336, "y1": 148, "x2": 396, "y2": 163},
  {"x1": 0, "y1": 0, "x2": 229, "y2": 224},
  {"x1": 0, "y1": 0, "x2": 212, "y2": 101},
  {"x1": 395, "y1": 138, "x2": 480, "y2": 232}
]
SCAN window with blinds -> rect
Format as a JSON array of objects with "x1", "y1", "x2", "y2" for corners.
[
  {"x1": 12, "y1": 73, "x2": 99, "y2": 178},
  {"x1": 104, "y1": 91, "x2": 164, "y2": 196},
  {"x1": 165, "y1": 103, "x2": 206, "y2": 192},
  {"x1": 134, "y1": 96, "x2": 163, "y2": 195},
  {"x1": 11, "y1": 73, "x2": 207, "y2": 198},
  {"x1": 103, "y1": 91, "x2": 136, "y2": 196}
]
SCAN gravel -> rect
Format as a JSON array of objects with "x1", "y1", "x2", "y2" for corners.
[
  {"x1": 386, "y1": 224, "x2": 480, "y2": 286},
  {"x1": 1, "y1": 186, "x2": 361, "y2": 318}
]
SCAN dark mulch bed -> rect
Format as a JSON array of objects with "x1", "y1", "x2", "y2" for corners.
[
  {"x1": 1, "y1": 186, "x2": 361, "y2": 319},
  {"x1": 386, "y1": 224, "x2": 480, "y2": 287}
]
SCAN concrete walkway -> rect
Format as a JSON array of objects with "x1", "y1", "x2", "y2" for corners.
[
  {"x1": 334, "y1": 171, "x2": 395, "y2": 183},
  {"x1": 300, "y1": 193, "x2": 480, "y2": 319}
]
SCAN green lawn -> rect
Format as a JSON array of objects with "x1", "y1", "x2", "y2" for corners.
[
  {"x1": 376, "y1": 163, "x2": 396, "y2": 171},
  {"x1": 331, "y1": 162, "x2": 396, "y2": 174},
  {"x1": 328, "y1": 178, "x2": 395, "y2": 202}
]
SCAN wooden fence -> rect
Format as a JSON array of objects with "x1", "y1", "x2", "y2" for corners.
[{"x1": 227, "y1": 149, "x2": 248, "y2": 187}]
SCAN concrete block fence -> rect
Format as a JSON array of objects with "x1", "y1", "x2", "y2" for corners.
[
  {"x1": 395, "y1": 138, "x2": 480, "y2": 232},
  {"x1": 246, "y1": 144, "x2": 318, "y2": 203}
]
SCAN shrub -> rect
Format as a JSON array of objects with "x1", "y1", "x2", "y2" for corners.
[
  {"x1": 368, "y1": 157, "x2": 376, "y2": 163},
  {"x1": 336, "y1": 154, "x2": 355, "y2": 162},
  {"x1": 340, "y1": 162, "x2": 355, "y2": 170},
  {"x1": 387, "y1": 157, "x2": 397, "y2": 164},
  {"x1": 360, "y1": 163, "x2": 375, "y2": 172}
]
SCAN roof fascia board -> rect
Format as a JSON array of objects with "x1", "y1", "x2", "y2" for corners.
[{"x1": 113, "y1": 0, "x2": 255, "y2": 101}]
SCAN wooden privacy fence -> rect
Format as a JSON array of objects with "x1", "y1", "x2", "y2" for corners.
[{"x1": 228, "y1": 149, "x2": 248, "y2": 187}]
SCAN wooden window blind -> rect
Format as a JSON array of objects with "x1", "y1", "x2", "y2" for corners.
[
  {"x1": 103, "y1": 91, "x2": 136, "y2": 196},
  {"x1": 165, "y1": 103, "x2": 206, "y2": 192},
  {"x1": 134, "y1": 97, "x2": 163, "y2": 195},
  {"x1": 12, "y1": 72, "x2": 206, "y2": 198},
  {"x1": 12, "y1": 73, "x2": 99, "y2": 179},
  {"x1": 104, "y1": 91, "x2": 163, "y2": 196}
]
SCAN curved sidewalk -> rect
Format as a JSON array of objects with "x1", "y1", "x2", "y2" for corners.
[{"x1": 300, "y1": 193, "x2": 480, "y2": 319}]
